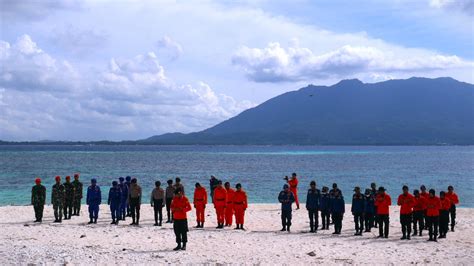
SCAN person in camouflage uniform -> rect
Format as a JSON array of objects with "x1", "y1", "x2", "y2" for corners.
[
  {"x1": 52, "y1": 176, "x2": 65, "y2": 223},
  {"x1": 63, "y1": 176, "x2": 75, "y2": 220},
  {"x1": 31, "y1": 177, "x2": 46, "y2": 222},
  {"x1": 72, "y1": 173, "x2": 83, "y2": 216}
]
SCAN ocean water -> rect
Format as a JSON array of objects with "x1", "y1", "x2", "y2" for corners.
[{"x1": 0, "y1": 145, "x2": 473, "y2": 207}]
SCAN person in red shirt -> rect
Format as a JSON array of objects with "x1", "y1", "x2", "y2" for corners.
[
  {"x1": 425, "y1": 189, "x2": 441, "y2": 242},
  {"x1": 233, "y1": 183, "x2": 248, "y2": 230},
  {"x1": 397, "y1": 185, "x2": 415, "y2": 240},
  {"x1": 171, "y1": 187, "x2": 192, "y2": 251},
  {"x1": 412, "y1": 189, "x2": 426, "y2": 236},
  {"x1": 193, "y1": 183, "x2": 207, "y2": 228},
  {"x1": 439, "y1": 191, "x2": 451, "y2": 239},
  {"x1": 420, "y1": 185, "x2": 429, "y2": 230},
  {"x1": 374, "y1": 186, "x2": 391, "y2": 238},
  {"x1": 285, "y1": 173, "x2": 299, "y2": 209},
  {"x1": 446, "y1": 185, "x2": 459, "y2": 231},
  {"x1": 213, "y1": 180, "x2": 227, "y2": 229},
  {"x1": 224, "y1": 182, "x2": 235, "y2": 227}
]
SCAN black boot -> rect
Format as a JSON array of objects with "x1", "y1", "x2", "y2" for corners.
[
  {"x1": 280, "y1": 226, "x2": 286, "y2": 231},
  {"x1": 181, "y1": 243, "x2": 186, "y2": 250},
  {"x1": 88, "y1": 219, "x2": 93, "y2": 224},
  {"x1": 173, "y1": 243, "x2": 181, "y2": 251}
]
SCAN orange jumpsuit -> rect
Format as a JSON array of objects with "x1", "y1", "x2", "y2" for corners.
[
  {"x1": 213, "y1": 187, "x2": 227, "y2": 224},
  {"x1": 225, "y1": 188, "x2": 235, "y2": 226},
  {"x1": 193, "y1": 187, "x2": 208, "y2": 223},
  {"x1": 288, "y1": 177, "x2": 299, "y2": 208},
  {"x1": 233, "y1": 190, "x2": 248, "y2": 225}
]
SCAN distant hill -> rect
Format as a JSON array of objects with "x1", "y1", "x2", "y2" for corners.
[{"x1": 144, "y1": 77, "x2": 474, "y2": 145}]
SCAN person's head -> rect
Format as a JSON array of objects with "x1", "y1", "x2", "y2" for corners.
[
  {"x1": 364, "y1": 188, "x2": 371, "y2": 195},
  {"x1": 91, "y1": 178, "x2": 97, "y2": 186},
  {"x1": 74, "y1": 173, "x2": 79, "y2": 180},
  {"x1": 112, "y1": 181, "x2": 118, "y2": 187},
  {"x1": 119, "y1": 177, "x2": 124, "y2": 183},
  {"x1": 310, "y1": 181, "x2": 316, "y2": 189},
  {"x1": 440, "y1": 191, "x2": 446, "y2": 199},
  {"x1": 414, "y1": 189, "x2": 420, "y2": 197},
  {"x1": 195, "y1": 182, "x2": 201, "y2": 188},
  {"x1": 174, "y1": 187, "x2": 183, "y2": 197},
  {"x1": 402, "y1": 185, "x2": 409, "y2": 195},
  {"x1": 429, "y1": 189, "x2": 435, "y2": 197},
  {"x1": 236, "y1": 183, "x2": 242, "y2": 191},
  {"x1": 167, "y1": 179, "x2": 173, "y2": 185},
  {"x1": 354, "y1": 186, "x2": 360, "y2": 194},
  {"x1": 126, "y1": 176, "x2": 131, "y2": 182},
  {"x1": 66, "y1": 176, "x2": 71, "y2": 182},
  {"x1": 35, "y1": 177, "x2": 41, "y2": 185},
  {"x1": 131, "y1": 178, "x2": 137, "y2": 184},
  {"x1": 155, "y1": 181, "x2": 161, "y2": 187},
  {"x1": 371, "y1": 182, "x2": 376, "y2": 189},
  {"x1": 448, "y1": 185, "x2": 454, "y2": 192},
  {"x1": 55, "y1": 176, "x2": 61, "y2": 183},
  {"x1": 283, "y1": 184, "x2": 289, "y2": 191},
  {"x1": 175, "y1": 177, "x2": 181, "y2": 183},
  {"x1": 378, "y1": 186, "x2": 386, "y2": 194},
  {"x1": 218, "y1": 180, "x2": 223, "y2": 187},
  {"x1": 322, "y1": 186, "x2": 329, "y2": 193},
  {"x1": 210, "y1": 175, "x2": 216, "y2": 180},
  {"x1": 420, "y1": 185, "x2": 426, "y2": 192},
  {"x1": 292, "y1": 173, "x2": 297, "y2": 178},
  {"x1": 225, "y1": 182, "x2": 230, "y2": 189},
  {"x1": 332, "y1": 183, "x2": 338, "y2": 189}
]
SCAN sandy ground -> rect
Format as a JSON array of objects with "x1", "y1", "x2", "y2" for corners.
[{"x1": 0, "y1": 203, "x2": 473, "y2": 265}]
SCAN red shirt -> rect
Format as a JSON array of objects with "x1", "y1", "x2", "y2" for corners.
[
  {"x1": 440, "y1": 197, "x2": 451, "y2": 211},
  {"x1": 193, "y1": 187, "x2": 208, "y2": 206},
  {"x1": 232, "y1": 190, "x2": 248, "y2": 210},
  {"x1": 375, "y1": 193, "x2": 392, "y2": 215},
  {"x1": 213, "y1": 187, "x2": 227, "y2": 207},
  {"x1": 446, "y1": 192, "x2": 459, "y2": 206},
  {"x1": 171, "y1": 195, "x2": 192, "y2": 220},
  {"x1": 397, "y1": 193, "x2": 415, "y2": 214},
  {"x1": 413, "y1": 196, "x2": 427, "y2": 211},
  {"x1": 420, "y1": 191, "x2": 429, "y2": 199},
  {"x1": 226, "y1": 188, "x2": 235, "y2": 206},
  {"x1": 426, "y1": 196, "x2": 441, "y2": 217}
]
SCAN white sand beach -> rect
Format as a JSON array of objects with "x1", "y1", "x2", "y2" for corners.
[{"x1": 0, "y1": 203, "x2": 472, "y2": 265}]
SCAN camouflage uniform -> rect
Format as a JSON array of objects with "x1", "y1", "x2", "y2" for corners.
[
  {"x1": 63, "y1": 181, "x2": 75, "y2": 219},
  {"x1": 52, "y1": 183, "x2": 65, "y2": 222},
  {"x1": 72, "y1": 179, "x2": 83, "y2": 215},
  {"x1": 31, "y1": 184, "x2": 46, "y2": 222}
]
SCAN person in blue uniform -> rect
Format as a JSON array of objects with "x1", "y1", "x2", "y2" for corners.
[
  {"x1": 364, "y1": 188, "x2": 375, "y2": 232},
  {"x1": 86, "y1": 178, "x2": 101, "y2": 224},
  {"x1": 118, "y1": 177, "x2": 128, "y2": 221},
  {"x1": 306, "y1": 181, "x2": 321, "y2": 233},
  {"x1": 278, "y1": 184, "x2": 295, "y2": 232},
  {"x1": 320, "y1": 186, "x2": 331, "y2": 230},
  {"x1": 108, "y1": 181, "x2": 122, "y2": 225},
  {"x1": 351, "y1": 186, "x2": 365, "y2": 236},
  {"x1": 330, "y1": 189, "x2": 345, "y2": 235},
  {"x1": 125, "y1": 176, "x2": 132, "y2": 217}
]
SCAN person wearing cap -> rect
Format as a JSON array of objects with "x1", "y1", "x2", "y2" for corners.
[
  {"x1": 86, "y1": 178, "x2": 101, "y2": 224},
  {"x1": 330, "y1": 188, "x2": 345, "y2": 235},
  {"x1": 284, "y1": 173, "x2": 300, "y2": 210},
  {"x1": 364, "y1": 188, "x2": 375, "y2": 232},
  {"x1": 171, "y1": 187, "x2": 192, "y2": 251},
  {"x1": 193, "y1": 182, "x2": 208, "y2": 228},
  {"x1": 213, "y1": 180, "x2": 227, "y2": 229},
  {"x1": 128, "y1": 178, "x2": 142, "y2": 226},
  {"x1": 31, "y1": 178, "x2": 46, "y2": 222},
  {"x1": 412, "y1": 189, "x2": 426, "y2": 236},
  {"x1": 209, "y1": 175, "x2": 219, "y2": 201},
  {"x1": 165, "y1": 179, "x2": 174, "y2": 223},
  {"x1": 319, "y1": 186, "x2": 331, "y2": 230},
  {"x1": 351, "y1": 186, "x2": 365, "y2": 236},
  {"x1": 425, "y1": 189, "x2": 441, "y2": 241},
  {"x1": 63, "y1": 176, "x2": 75, "y2": 220},
  {"x1": 397, "y1": 185, "x2": 415, "y2": 240},
  {"x1": 173, "y1": 177, "x2": 185, "y2": 196},
  {"x1": 108, "y1": 181, "x2": 122, "y2": 225},
  {"x1": 374, "y1": 186, "x2": 391, "y2": 238},
  {"x1": 151, "y1": 181, "x2": 165, "y2": 226},
  {"x1": 439, "y1": 191, "x2": 451, "y2": 239},
  {"x1": 72, "y1": 173, "x2": 83, "y2": 216},
  {"x1": 52, "y1": 176, "x2": 65, "y2": 223},
  {"x1": 224, "y1": 182, "x2": 235, "y2": 227},
  {"x1": 446, "y1": 185, "x2": 459, "y2": 232},
  {"x1": 118, "y1": 177, "x2": 128, "y2": 221},
  {"x1": 370, "y1": 182, "x2": 378, "y2": 228},
  {"x1": 125, "y1": 176, "x2": 132, "y2": 217},
  {"x1": 233, "y1": 183, "x2": 248, "y2": 230},
  {"x1": 330, "y1": 183, "x2": 343, "y2": 224},
  {"x1": 306, "y1": 181, "x2": 321, "y2": 233},
  {"x1": 278, "y1": 184, "x2": 295, "y2": 232}
]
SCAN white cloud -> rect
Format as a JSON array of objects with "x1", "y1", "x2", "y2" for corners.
[
  {"x1": 232, "y1": 42, "x2": 473, "y2": 82},
  {"x1": 156, "y1": 36, "x2": 183, "y2": 61},
  {"x1": 429, "y1": 0, "x2": 473, "y2": 16}
]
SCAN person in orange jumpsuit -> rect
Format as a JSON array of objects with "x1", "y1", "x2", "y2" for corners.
[
  {"x1": 232, "y1": 183, "x2": 248, "y2": 230},
  {"x1": 439, "y1": 191, "x2": 451, "y2": 239},
  {"x1": 420, "y1": 185, "x2": 429, "y2": 229},
  {"x1": 397, "y1": 185, "x2": 415, "y2": 240},
  {"x1": 213, "y1": 180, "x2": 227, "y2": 229},
  {"x1": 374, "y1": 186, "x2": 391, "y2": 238},
  {"x1": 193, "y1": 182, "x2": 207, "y2": 228},
  {"x1": 425, "y1": 189, "x2": 441, "y2": 242},
  {"x1": 224, "y1": 182, "x2": 235, "y2": 227},
  {"x1": 446, "y1": 185, "x2": 459, "y2": 231},
  {"x1": 285, "y1": 173, "x2": 299, "y2": 209},
  {"x1": 171, "y1": 187, "x2": 192, "y2": 251},
  {"x1": 412, "y1": 189, "x2": 427, "y2": 236}
]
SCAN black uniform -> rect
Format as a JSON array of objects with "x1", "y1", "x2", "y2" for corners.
[
  {"x1": 63, "y1": 181, "x2": 75, "y2": 219},
  {"x1": 31, "y1": 184, "x2": 46, "y2": 222}
]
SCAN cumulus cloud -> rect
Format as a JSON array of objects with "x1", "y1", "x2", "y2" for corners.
[
  {"x1": 232, "y1": 42, "x2": 472, "y2": 82},
  {"x1": 156, "y1": 36, "x2": 183, "y2": 61},
  {"x1": 429, "y1": 0, "x2": 473, "y2": 16}
]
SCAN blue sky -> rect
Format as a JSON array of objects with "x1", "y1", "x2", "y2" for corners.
[{"x1": 0, "y1": 0, "x2": 473, "y2": 141}]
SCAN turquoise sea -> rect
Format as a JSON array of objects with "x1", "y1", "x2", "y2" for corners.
[{"x1": 0, "y1": 145, "x2": 472, "y2": 207}]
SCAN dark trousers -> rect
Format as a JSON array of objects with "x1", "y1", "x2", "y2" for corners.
[
  {"x1": 153, "y1": 199, "x2": 164, "y2": 224},
  {"x1": 439, "y1": 210, "x2": 449, "y2": 236},
  {"x1": 332, "y1": 213, "x2": 343, "y2": 233},
  {"x1": 64, "y1": 199, "x2": 73, "y2": 219},
  {"x1": 33, "y1": 204, "x2": 44, "y2": 221},
  {"x1": 308, "y1": 209, "x2": 319, "y2": 231},
  {"x1": 353, "y1": 212, "x2": 364, "y2": 233},
  {"x1": 173, "y1": 219, "x2": 188, "y2": 244},
  {"x1": 130, "y1": 198, "x2": 141, "y2": 223},
  {"x1": 89, "y1": 204, "x2": 99, "y2": 221},
  {"x1": 378, "y1": 214, "x2": 389, "y2": 237},
  {"x1": 281, "y1": 210, "x2": 292, "y2": 229},
  {"x1": 119, "y1": 199, "x2": 127, "y2": 220},
  {"x1": 166, "y1": 197, "x2": 173, "y2": 221},
  {"x1": 364, "y1": 213, "x2": 374, "y2": 231},
  {"x1": 449, "y1": 205, "x2": 456, "y2": 230},
  {"x1": 73, "y1": 198, "x2": 81, "y2": 215},
  {"x1": 400, "y1": 213, "x2": 412, "y2": 237},
  {"x1": 413, "y1": 210, "x2": 424, "y2": 233},
  {"x1": 53, "y1": 203, "x2": 63, "y2": 221},
  {"x1": 321, "y1": 210, "x2": 330, "y2": 229},
  {"x1": 426, "y1": 215, "x2": 439, "y2": 240},
  {"x1": 373, "y1": 207, "x2": 378, "y2": 227},
  {"x1": 110, "y1": 203, "x2": 120, "y2": 221}
]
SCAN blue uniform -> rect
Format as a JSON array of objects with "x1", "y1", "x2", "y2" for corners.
[
  {"x1": 330, "y1": 195, "x2": 345, "y2": 234},
  {"x1": 87, "y1": 185, "x2": 102, "y2": 222},
  {"x1": 125, "y1": 180, "x2": 131, "y2": 215},
  {"x1": 352, "y1": 193, "x2": 365, "y2": 234},
  {"x1": 306, "y1": 188, "x2": 321, "y2": 232},
  {"x1": 320, "y1": 192, "x2": 331, "y2": 229},
  {"x1": 118, "y1": 182, "x2": 128, "y2": 220},
  {"x1": 108, "y1": 186, "x2": 122, "y2": 222},
  {"x1": 278, "y1": 190, "x2": 295, "y2": 231}
]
